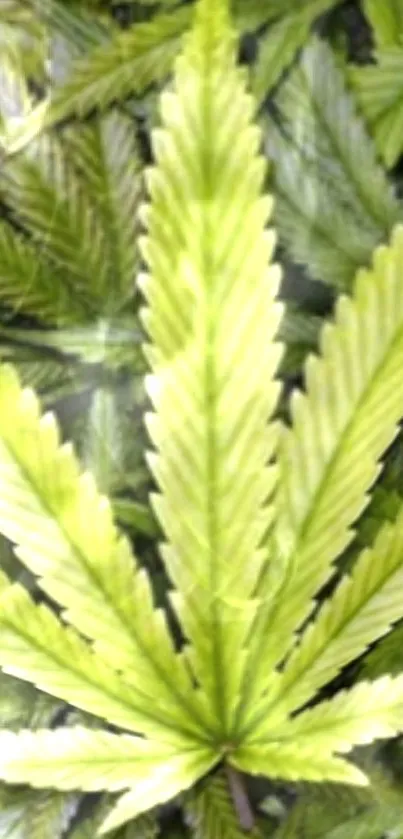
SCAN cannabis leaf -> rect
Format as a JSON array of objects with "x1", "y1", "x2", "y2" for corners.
[
  {"x1": 266, "y1": 37, "x2": 401, "y2": 289},
  {"x1": 0, "y1": 365, "x2": 208, "y2": 738},
  {"x1": 139, "y1": 0, "x2": 283, "y2": 733},
  {"x1": 236, "y1": 223, "x2": 403, "y2": 738},
  {"x1": 0, "y1": 663, "x2": 77, "y2": 839},
  {"x1": 363, "y1": 0, "x2": 403, "y2": 47},
  {"x1": 233, "y1": 0, "x2": 338, "y2": 32},
  {"x1": 69, "y1": 798, "x2": 158, "y2": 839},
  {"x1": 0, "y1": 66, "x2": 143, "y2": 327},
  {"x1": 362, "y1": 622, "x2": 403, "y2": 679},
  {"x1": 0, "y1": 1, "x2": 45, "y2": 78},
  {"x1": 186, "y1": 771, "x2": 263, "y2": 838},
  {"x1": 0, "y1": 1, "x2": 403, "y2": 836},
  {"x1": 0, "y1": 786, "x2": 78, "y2": 839},
  {"x1": 350, "y1": 50, "x2": 403, "y2": 169},
  {"x1": 273, "y1": 752, "x2": 403, "y2": 839},
  {"x1": 278, "y1": 305, "x2": 322, "y2": 376},
  {"x1": 0, "y1": 225, "x2": 91, "y2": 325},
  {"x1": 4, "y1": 6, "x2": 193, "y2": 154},
  {"x1": 1, "y1": 135, "x2": 110, "y2": 302},
  {"x1": 61, "y1": 110, "x2": 143, "y2": 307},
  {"x1": 252, "y1": 0, "x2": 338, "y2": 106}
]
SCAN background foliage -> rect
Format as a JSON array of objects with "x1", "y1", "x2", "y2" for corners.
[{"x1": 1, "y1": 0, "x2": 403, "y2": 836}]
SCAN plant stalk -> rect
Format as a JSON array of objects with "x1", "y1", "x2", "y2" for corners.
[{"x1": 225, "y1": 764, "x2": 255, "y2": 832}]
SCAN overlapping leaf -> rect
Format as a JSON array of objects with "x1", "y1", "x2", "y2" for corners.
[
  {"x1": 0, "y1": 569, "x2": 187, "y2": 739},
  {"x1": 323, "y1": 807, "x2": 403, "y2": 839},
  {"x1": 0, "y1": 726, "x2": 216, "y2": 831},
  {"x1": 5, "y1": 6, "x2": 193, "y2": 153},
  {"x1": 233, "y1": 0, "x2": 338, "y2": 32},
  {"x1": 0, "y1": 365, "x2": 208, "y2": 737},
  {"x1": 250, "y1": 505, "x2": 403, "y2": 731},
  {"x1": 266, "y1": 37, "x2": 401, "y2": 288},
  {"x1": 0, "y1": 668, "x2": 60, "y2": 732},
  {"x1": 1, "y1": 135, "x2": 110, "y2": 302},
  {"x1": 0, "y1": 786, "x2": 78, "y2": 839},
  {"x1": 141, "y1": 0, "x2": 282, "y2": 734},
  {"x1": 237, "y1": 225, "x2": 403, "y2": 735},
  {"x1": 231, "y1": 744, "x2": 367, "y2": 787},
  {"x1": 186, "y1": 771, "x2": 263, "y2": 838},
  {"x1": 236, "y1": 675, "x2": 403, "y2": 780},
  {"x1": 363, "y1": 0, "x2": 403, "y2": 47},
  {"x1": 0, "y1": 1, "x2": 46, "y2": 78},
  {"x1": 236, "y1": 675, "x2": 403, "y2": 794},
  {"x1": 69, "y1": 798, "x2": 158, "y2": 839},
  {"x1": 0, "y1": 225, "x2": 91, "y2": 325},
  {"x1": 0, "y1": 0, "x2": 402, "y2": 833},
  {"x1": 362, "y1": 621, "x2": 403, "y2": 679},
  {"x1": 26, "y1": 0, "x2": 109, "y2": 52},
  {"x1": 278, "y1": 305, "x2": 322, "y2": 376},
  {"x1": 62, "y1": 110, "x2": 142, "y2": 308},
  {"x1": 0, "y1": 68, "x2": 124, "y2": 325},
  {"x1": 268, "y1": 675, "x2": 403, "y2": 754},
  {"x1": 350, "y1": 49, "x2": 403, "y2": 169},
  {"x1": 273, "y1": 758, "x2": 403, "y2": 839},
  {"x1": 252, "y1": 0, "x2": 338, "y2": 107}
]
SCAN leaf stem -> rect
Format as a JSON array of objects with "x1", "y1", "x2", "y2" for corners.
[{"x1": 225, "y1": 764, "x2": 255, "y2": 832}]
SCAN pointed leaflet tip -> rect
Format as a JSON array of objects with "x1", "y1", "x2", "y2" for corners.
[{"x1": 191, "y1": 0, "x2": 233, "y2": 51}]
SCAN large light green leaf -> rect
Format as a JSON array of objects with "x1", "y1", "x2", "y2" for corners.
[
  {"x1": 350, "y1": 49, "x2": 403, "y2": 169},
  {"x1": 0, "y1": 365, "x2": 210, "y2": 737},
  {"x1": 251, "y1": 504, "x2": 403, "y2": 726},
  {"x1": 266, "y1": 675, "x2": 403, "y2": 754},
  {"x1": 237, "y1": 225, "x2": 403, "y2": 736},
  {"x1": 0, "y1": 571, "x2": 188, "y2": 740},
  {"x1": 0, "y1": 727, "x2": 217, "y2": 824},
  {"x1": 99, "y1": 747, "x2": 218, "y2": 835},
  {"x1": 231, "y1": 744, "x2": 367, "y2": 787},
  {"x1": 266, "y1": 37, "x2": 401, "y2": 289},
  {"x1": 141, "y1": 0, "x2": 282, "y2": 735}
]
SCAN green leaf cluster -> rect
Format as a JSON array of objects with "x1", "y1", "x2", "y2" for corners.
[{"x1": 0, "y1": 1, "x2": 402, "y2": 838}]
